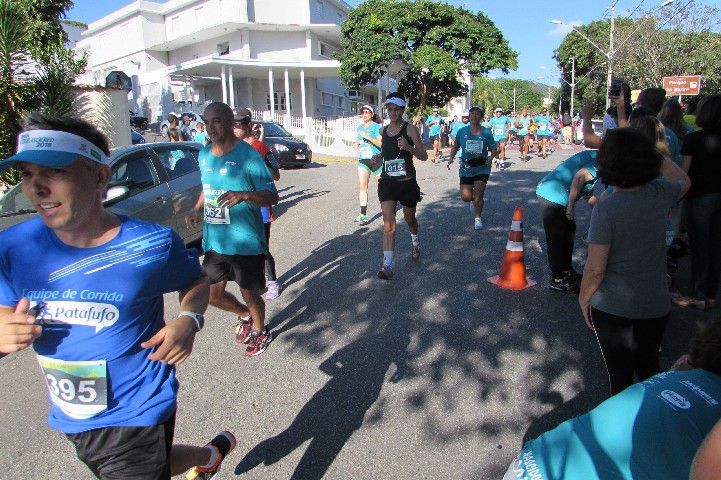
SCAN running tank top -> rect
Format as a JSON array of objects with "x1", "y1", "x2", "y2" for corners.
[{"x1": 380, "y1": 122, "x2": 416, "y2": 180}]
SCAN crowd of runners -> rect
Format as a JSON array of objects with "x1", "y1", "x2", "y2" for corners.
[{"x1": 0, "y1": 80, "x2": 719, "y2": 479}]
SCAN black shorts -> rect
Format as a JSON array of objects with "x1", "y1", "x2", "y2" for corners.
[
  {"x1": 378, "y1": 178, "x2": 421, "y2": 209},
  {"x1": 460, "y1": 174, "x2": 490, "y2": 185},
  {"x1": 203, "y1": 250, "x2": 266, "y2": 291},
  {"x1": 66, "y1": 412, "x2": 175, "y2": 480}
]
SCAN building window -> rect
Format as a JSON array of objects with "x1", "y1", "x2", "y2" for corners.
[
  {"x1": 266, "y1": 92, "x2": 293, "y2": 111},
  {"x1": 316, "y1": 0, "x2": 324, "y2": 15},
  {"x1": 336, "y1": 96, "x2": 343, "y2": 108},
  {"x1": 318, "y1": 41, "x2": 339, "y2": 59},
  {"x1": 321, "y1": 92, "x2": 333, "y2": 107},
  {"x1": 217, "y1": 42, "x2": 229, "y2": 56}
]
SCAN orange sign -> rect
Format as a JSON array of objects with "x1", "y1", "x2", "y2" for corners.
[{"x1": 663, "y1": 75, "x2": 702, "y2": 96}]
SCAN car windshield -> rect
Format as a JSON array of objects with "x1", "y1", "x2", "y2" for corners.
[
  {"x1": 0, "y1": 183, "x2": 34, "y2": 216},
  {"x1": 260, "y1": 123, "x2": 292, "y2": 137}
]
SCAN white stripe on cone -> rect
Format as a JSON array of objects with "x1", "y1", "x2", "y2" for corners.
[
  {"x1": 511, "y1": 220, "x2": 522, "y2": 231},
  {"x1": 505, "y1": 240, "x2": 524, "y2": 252}
]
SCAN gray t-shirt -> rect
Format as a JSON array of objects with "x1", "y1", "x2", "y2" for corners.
[{"x1": 588, "y1": 179, "x2": 682, "y2": 318}]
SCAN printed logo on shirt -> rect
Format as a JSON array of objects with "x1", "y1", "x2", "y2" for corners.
[
  {"x1": 219, "y1": 168, "x2": 228, "y2": 175},
  {"x1": 660, "y1": 389, "x2": 692, "y2": 410},
  {"x1": 681, "y1": 380, "x2": 719, "y2": 406},
  {"x1": 34, "y1": 300, "x2": 120, "y2": 333}
]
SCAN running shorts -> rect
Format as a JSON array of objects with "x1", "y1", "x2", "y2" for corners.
[
  {"x1": 460, "y1": 174, "x2": 490, "y2": 185},
  {"x1": 66, "y1": 412, "x2": 176, "y2": 480},
  {"x1": 378, "y1": 178, "x2": 421, "y2": 209},
  {"x1": 203, "y1": 250, "x2": 266, "y2": 291}
]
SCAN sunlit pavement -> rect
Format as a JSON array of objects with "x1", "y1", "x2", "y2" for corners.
[{"x1": 0, "y1": 145, "x2": 710, "y2": 479}]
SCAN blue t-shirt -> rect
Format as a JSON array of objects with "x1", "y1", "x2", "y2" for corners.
[
  {"x1": 0, "y1": 216, "x2": 201, "y2": 433},
  {"x1": 425, "y1": 114, "x2": 442, "y2": 137},
  {"x1": 535, "y1": 115, "x2": 552, "y2": 136},
  {"x1": 536, "y1": 150, "x2": 598, "y2": 206},
  {"x1": 193, "y1": 131, "x2": 208, "y2": 145},
  {"x1": 665, "y1": 127, "x2": 682, "y2": 166},
  {"x1": 516, "y1": 369, "x2": 721, "y2": 480},
  {"x1": 199, "y1": 141, "x2": 277, "y2": 256},
  {"x1": 451, "y1": 122, "x2": 465, "y2": 138},
  {"x1": 455, "y1": 125, "x2": 497, "y2": 177},
  {"x1": 517, "y1": 116, "x2": 532, "y2": 136},
  {"x1": 357, "y1": 122, "x2": 382, "y2": 159},
  {"x1": 489, "y1": 115, "x2": 510, "y2": 141}
]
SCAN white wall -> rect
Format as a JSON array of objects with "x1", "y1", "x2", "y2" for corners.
[
  {"x1": 166, "y1": 0, "x2": 247, "y2": 39},
  {"x1": 78, "y1": 15, "x2": 145, "y2": 67},
  {"x1": 250, "y1": 31, "x2": 307, "y2": 61},
  {"x1": 309, "y1": 0, "x2": 347, "y2": 25},
  {"x1": 252, "y1": 0, "x2": 309, "y2": 24},
  {"x1": 141, "y1": 13, "x2": 166, "y2": 51}
]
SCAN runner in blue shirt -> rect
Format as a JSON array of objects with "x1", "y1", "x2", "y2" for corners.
[
  {"x1": 503, "y1": 319, "x2": 721, "y2": 480},
  {"x1": 187, "y1": 102, "x2": 278, "y2": 357},
  {"x1": 354, "y1": 104, "x2": 382, "y2": 224},
  {"x1": 450, "y1": 111, "x2": 469, "y2": 155},
  {"x1": 425, "y1": 108, "x2": 443, "y2": 163},
  {"x1": 0, "y1": 114, "x2": 236, "y2": 479},
  {"x1": 448, "y1": 105, "x2": 498, "y2": 230},
  {"x1": 534, "y1": 107, "x2": 552, "y2": 158},
  {"x1": 515, "y1": 109, "x2": 533, "y2": 161},
  {"x1": 489, "y1": 107, "x2": 512, "y2": 167}
]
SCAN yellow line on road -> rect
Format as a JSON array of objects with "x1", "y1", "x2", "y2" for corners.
[{"x1": 313, "y1": 155, "x2": 357, "y2": 163}]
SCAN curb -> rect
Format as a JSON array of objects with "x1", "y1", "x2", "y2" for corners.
[{"x1": 312, "y1": 155, "x2": 356, "y2": 163}]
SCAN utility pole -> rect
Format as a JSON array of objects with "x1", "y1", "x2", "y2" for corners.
[
  {"x1": 606, "y1": 3, "x2": 615, "y2": 110},
  {"x1": 570, "y1": 56, "x2": 576, "y2": 115},
  {"x1": 513, "y1": 87, "x2": 516, "y2": 114},
  {"x1": 559, "y1": 66, "x2": 564, "y2": 114}
]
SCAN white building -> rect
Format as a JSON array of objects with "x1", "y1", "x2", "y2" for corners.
[{"x1": 75, "y1": 0, "x2": 386, "y2": 124}]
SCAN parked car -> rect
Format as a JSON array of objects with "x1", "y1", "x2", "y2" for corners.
[
  {"x1": 0, "y1": 142, "x2": 204, "y2": 246},
  {"x1": 574, "y1": 119, "x2": 604, "y2": 144},
  {"x1": 160, "y1": 112, "x2": 201, "y2": 140},
  {"x1": 253, "y1": 121, "x2": 312, "y2": 168},
  {"x1": 129, "y1": 110, "x2": 149, "y2": 131},
  {"x1": 131, "y1": 130, "x2": 146, "y2": 144}
]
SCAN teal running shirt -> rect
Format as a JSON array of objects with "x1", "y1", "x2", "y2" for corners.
[{"x1": 455, "y1": 125, "x2": 496, "y2": 177}]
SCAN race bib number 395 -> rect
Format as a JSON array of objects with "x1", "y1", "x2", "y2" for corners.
[{"x1": 37, "y1": 355, "x2": 108, "y2": 420}]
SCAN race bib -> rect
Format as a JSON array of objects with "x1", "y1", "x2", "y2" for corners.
[
  {"x1": 465, "y1": 139, "x2": 486, "y2": 157},
  {"x1": 493, "y1": 126, "x2": 505, "y2": 137},
  {"x1": 204, "y1": 204, "x2": 230, "y2": 224},
  {"x1": 385, "y1": 158, "x2": 407, "y2": 177},
  {"x1": 37, "y1": 355, "x2": 108, "y2": 420}
]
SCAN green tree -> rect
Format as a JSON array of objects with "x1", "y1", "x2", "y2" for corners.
[
  {"x1": 555, "y1": 2, "x2": 721, "y2": 116},
  {"x1": 339, "y1": 0, "x2": 517, "y2": 115},
  {"x1": 471, "y1": 77, "x2": 547, "y2": 114}
]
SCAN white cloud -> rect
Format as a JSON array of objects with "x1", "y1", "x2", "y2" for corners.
[
  {"x1": 549, "y1": 19, "x2": 583, "y2": 37},
  {"x1": 539, "y1": 65, "x2": 547, "y2": 70}
]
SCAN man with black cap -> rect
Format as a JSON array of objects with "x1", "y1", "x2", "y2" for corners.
[{"x1": 0, "y1": 113, "x2": 236, "y2": 479}]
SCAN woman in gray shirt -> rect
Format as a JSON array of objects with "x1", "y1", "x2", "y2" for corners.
[{"x1": 579, "y1": 128, "x2": 690, "y2": 395}]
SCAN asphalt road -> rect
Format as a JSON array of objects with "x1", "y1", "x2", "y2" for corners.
[{"x1": 0, "y1": 143, "x2": 713, "y2": 479}]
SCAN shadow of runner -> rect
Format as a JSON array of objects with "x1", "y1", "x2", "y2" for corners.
[{"x1": 235, "y1": 319, "x2": 412, "y2": 479}]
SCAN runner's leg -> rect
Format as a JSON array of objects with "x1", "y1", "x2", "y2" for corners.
[
  {"x1": 240, "y1": 288, "x2": 265, "y2": 333},
  {"x1": 169, "y1": 445, "x2": 212, "y2": 475},
  {"x1": 473, "y1": 180, "x2": 487, "y2": 219},
  {"x1": 381, "y1": 200, "x2": 398, "y2": 253},
  {"x1": 403, "y1": 205, "x2": 418, "y2": 235},
  {"x1": 358, "y1": 166, "x2": 371, "y2": 218},
  {"x1": 460, "y1": 184, "x2": 473, "y2": 203},
  {"x1": 264, "y1": 223, "x2": 277, "y2": 282},
  {"x1": 209, "y1": 281, "x2": 250, "y2": 318}
]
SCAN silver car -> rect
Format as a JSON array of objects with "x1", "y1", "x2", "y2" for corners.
[{"x1": 0, "y1": 142, "x2": 204, "y2": 245}]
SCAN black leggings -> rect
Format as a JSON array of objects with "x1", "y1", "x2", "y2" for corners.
[
  {"x1": 264, "y1": 222, "x2": 276, "y2": 281},
  {"x1": 590, "y1": 307, "x2": 668, "y2": 396},
  {"x1": 539, "y1": 196, "x2": 576, "y2": 279}
]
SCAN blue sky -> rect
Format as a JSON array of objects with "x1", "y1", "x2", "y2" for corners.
[{"x1": 66, "y1": 0, "x2": 695, "y2": 86}]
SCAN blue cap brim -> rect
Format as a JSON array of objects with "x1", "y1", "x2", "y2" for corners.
[{"x1": 1, "y1": 150, "x2": 81, "y2": 170}]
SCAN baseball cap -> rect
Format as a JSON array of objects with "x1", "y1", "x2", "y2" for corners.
[
  {"x1": 432, "y1": 108, "x2": 439, "y2": 112},
  {"x1": 495, "y1": 108, "x2": 503, "y2": 113},
  {"x1": 469, "y1": 105, "x2": 484, "y2": 113},
  {"x1": 3, "y1": 130, "x2": 109, "y2": 169},
  {"x1": 360, "y1": 104, "x2": 375, "y2": 114},
  {"x1": 384, "y1": 96, "x2": 406, "y2": 108}
]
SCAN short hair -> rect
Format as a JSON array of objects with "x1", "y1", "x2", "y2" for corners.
[
  {"x1": 597, "y1": 127, "x2": 664, "y2": 188},
  {"x1": 22, "y1": 112, "x2": 110, "y2": 156},
  {"x1": 695, "y1": 95, "x2": 721, "y2": 130},
  {"x1": 167, "y1": 113, "x2": 178, "y2": 124},
  {"x1": 658, "y1": 99, "x2": 687, "y2": 142},
  {"x1": 168, "y1": 127, "x2": 180, "y2": 142},
  {"x1": 689, "y1": 318, "x2": 721, "y2": 376},
  {"x1": 204, "y1": 102, "x2": 234, "y2": 122},
  {"x1": 637, "y1": 88, "x2": 667, "y2": 116},
  {"x1": 630, "y1": 114, "x2": 670, "y2": 160}
]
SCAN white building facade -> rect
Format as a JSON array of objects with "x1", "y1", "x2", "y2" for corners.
[{"x1": 74, "y1": 0, "x2": 387, "y2": 124}]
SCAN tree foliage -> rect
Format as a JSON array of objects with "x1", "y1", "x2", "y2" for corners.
[
  {"x1": 555, "y1": 2, "x2": 721, "y2": 115},
  {"x1": 471, "y1": 77, "x2": 549, "y2": 114},
  {"x1": 340, "y1": 0, "x2": 517, "y2": 115}
]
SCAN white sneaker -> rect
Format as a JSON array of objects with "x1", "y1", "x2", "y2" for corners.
[
  {"x1": 474, "y1": 218, "x2": 483, "y2": 230},
  {"x1": 263, "y1": 280, "x2": 280, "y2": 300}
]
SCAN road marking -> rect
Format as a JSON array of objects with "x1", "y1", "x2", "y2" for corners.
[{"x1": 313, "y1": 156, "x2": 357, "y2": 163}]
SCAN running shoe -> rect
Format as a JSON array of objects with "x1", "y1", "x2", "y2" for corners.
[
  {"x1": 235, "y1": 317, "x2": 252, "y2": 344},
  {"x1": 474, "y1": 218, "x2": 483, "y2": 230},
  {"x1": 187, "y1": 431, "x2": 237, "y2": 479},
  {"x1": 377, "y1": 265, "x2": 394, "y2": 280},
  {"x1": 263, "y1": 280, "x2": 280, "y2": 300},
  {"x1": 549, "y1": 277, "x2": 576, "y2": 293},
  {"x1": 411, "y1": 244, "x2": 421, "y2": 261},
  {"x1": 354, "y1": 213, "x2": 369, "y2": 224},
  {"x1": 245, "y1": 328, "x2": 272, "y2": 356}
]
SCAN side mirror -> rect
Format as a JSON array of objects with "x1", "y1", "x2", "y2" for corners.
[{"x1": 105, "y1": 185, "x2": 130, "y2": 202}]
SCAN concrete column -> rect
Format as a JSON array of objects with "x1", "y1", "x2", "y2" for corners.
[
  {"x1": 305, "y1": 29, "x2": 313, "y2": 60},
  {"x1": 189, "y1": 78, "x2": 196, "y2": 104},
  {"x1": 228, "y1": 67, "x2": 235, "y2": 108},
  {"x1": 221, "y1": 65, "x2": 227, "y2": 104},
  {"x1": 284, "y1": 68, "x2": 291, "y2": 117},
  {"x1": 300, "y1": 68, "x2": 307, "y2": 119},
  {"x1": 241, "y1": 28, "x2": 251, "y2": 59},
  {"x1": 377, "y1": 75, "x2": 382, "y2": 115},
  {"x1": 245, "y1": 78, "x2": 253, "y2": 110},
  {"x1": 268, "y1": 68, "x2": 275, "y2": 117}
]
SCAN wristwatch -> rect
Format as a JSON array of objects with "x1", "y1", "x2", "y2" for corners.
[{"x1": 178, "y1": 311, "x2": 205, "y2": 332}]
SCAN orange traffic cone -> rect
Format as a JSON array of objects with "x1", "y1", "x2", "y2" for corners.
[{"x1": 487, "y1": 206, "x2": 536, "y2": 290}]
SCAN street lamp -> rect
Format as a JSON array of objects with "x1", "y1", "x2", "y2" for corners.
[{"x1": 552, "y1": 0, "x2": 675, "y2": 110}]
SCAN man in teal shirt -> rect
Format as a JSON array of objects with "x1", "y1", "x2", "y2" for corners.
[
  {"x1": 448, "y1": 105, "x2": 497, "y2": 230},
  {"x1": 188, "y1": 102, "x2": 278, "y2": 357},
  {"x1": 534, "y1": 108, "x2": 552, "y2": 158},
  {"x1": 489, "y1": 107, "x2": 511, "y2": 164},
  {"x1": 425, "y1": 108, "x2": 443, "y2": 162},
  {"x1": 516, "y1": 109, "x2": 533, "y2": 161}
]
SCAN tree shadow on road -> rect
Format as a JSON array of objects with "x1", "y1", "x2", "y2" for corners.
[
  {"x1": 234, "y1": 168, "x2": 654, "y2": 478},
  {"x1": 273, "y1": 187, "x2": 330, "y2": 219}
]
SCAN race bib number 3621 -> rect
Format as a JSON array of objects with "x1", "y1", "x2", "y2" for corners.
[{"x1": 37, "y1": 355, "x2": 108, "y2": 420}]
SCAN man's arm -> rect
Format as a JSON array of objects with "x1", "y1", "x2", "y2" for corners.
[
  {"x1": 566, "y1": 168, "x2": 594, "y2": 220},
  {"x1": 403, "y1": 123, "x2": 428, "y2": 161},
  {"x1": 581, "y1": 100, "x2": 602, "y2": 149},
  {"x1": 217, "y1": 189, "x2": 278, "y2": 209},
  {"x1": 690, "y1": 419, "x2": 721, "y2": 480},
  {"x1": 579, "y1": 243, "x2": 609, "y2": 331},
  {"x1": 660, "y1": 155, "x2": 691, "y2": 199},
  {"x1": 0, "y1": 299, "x2": 42, "y2": 358}
]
